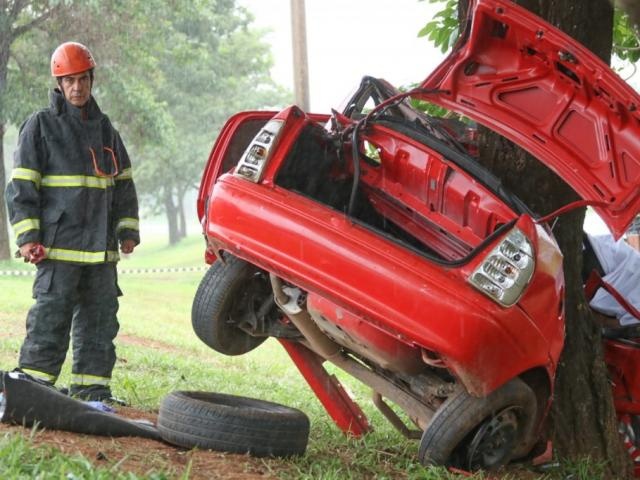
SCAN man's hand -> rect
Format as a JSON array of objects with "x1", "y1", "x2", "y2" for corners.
[
  {"x1": 120, "y1": 239, "x2": 136, "y2": 254},
  {"x1": 19, "y1": 242, "x2": 46, "y2": 264}
]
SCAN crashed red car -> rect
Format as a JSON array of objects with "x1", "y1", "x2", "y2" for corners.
[{"x1": 194, "y1": 0, "x2": 640, "y2": 469}]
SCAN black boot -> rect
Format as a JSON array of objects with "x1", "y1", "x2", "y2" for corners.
[{"x1": 70, "y1": 384, "x2": 127, "y2": 406}]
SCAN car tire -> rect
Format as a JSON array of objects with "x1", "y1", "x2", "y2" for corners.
[
  {"x1": 192, "y1": 254, "x2": 275, "y2": 355},
  {"x1": 157, "y1": 391, "x2": 310, "y2": 457},
  {"x1": 418, "y1": 378, "x2": 537, "y2": 470}
]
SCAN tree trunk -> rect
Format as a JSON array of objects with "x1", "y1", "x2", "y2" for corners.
[
  {"x1": 465, "y1": 0, "x2": 631, "y2": 476},
  {"x1": 163, "y1": 188, "x2": 180, "y2": 245},
  {"x1": 177, "y1": 191, "x2": 186, "y2": 240},
  {"x1": 0, "y1": 27, "x2": 12, "y2": 261},
  {"x1": 0, "y1": 122, "x2": 11, "y2": 260}
]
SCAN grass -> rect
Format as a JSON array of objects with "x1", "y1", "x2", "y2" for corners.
[
  {"x1": 0, "y1": 234, "x2": 608, "y2": 479},
  {"x1": 0, "y1": 430, "x2": 178, "y2": 480},
  {"x1": 117, "y1": 234, "x2": 206, "y2": 269}
]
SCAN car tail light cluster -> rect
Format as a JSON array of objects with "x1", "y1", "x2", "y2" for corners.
[
  {"x1": 468, "y1": 228, "x2": 535, "y2": 306},
  {"x1": 235, "y1": 120, "x2": 284, "y2": 182}
]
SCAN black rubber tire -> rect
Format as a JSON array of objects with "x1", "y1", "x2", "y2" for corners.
[
  {"x1": 418, "y1": 378, "x2": 537, "y2": 470},
  {"x1": 192, "y1": 254, "x2": 274, "y2": 355},
  {"x1": 157, "y1": 391, "x2": 310, "y2": 457}
]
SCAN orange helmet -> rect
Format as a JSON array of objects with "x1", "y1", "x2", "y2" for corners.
[{"x1": 50, "y1": 42, "x2": 96, "y2": 77}]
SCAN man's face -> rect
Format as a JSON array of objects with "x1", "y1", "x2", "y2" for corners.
[{"x1": 59, "y1": 71, "x2": 92, "y2": 107}]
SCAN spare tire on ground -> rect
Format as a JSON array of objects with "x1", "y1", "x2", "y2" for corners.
[{"x1": 157, "y1": 391, "x2": 310, "y2": 457}]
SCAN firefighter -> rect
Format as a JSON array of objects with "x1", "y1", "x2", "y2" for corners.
[{"x1": 4, "y1": 42, "x2": 140, "y2": 404}]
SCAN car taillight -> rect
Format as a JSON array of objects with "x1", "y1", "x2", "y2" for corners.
[
  {"x1": 468, "y1": 227, "x2": 535, "y2": 307},
  {"x1": 235, "y1": 119, "x2": 284, "y2": 182}
]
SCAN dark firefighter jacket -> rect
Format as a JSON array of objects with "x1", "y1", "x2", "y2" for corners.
[{"x1": 5, "y1": 89, "x2": 140, "y2": 264}]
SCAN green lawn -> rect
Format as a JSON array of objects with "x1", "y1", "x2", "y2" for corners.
[
  {"x1": 0, "y1": 234, "x2": 601, "y2": 479},
  {"x1": 0, "y1": 234, "x2": 429, "y2": 479}
]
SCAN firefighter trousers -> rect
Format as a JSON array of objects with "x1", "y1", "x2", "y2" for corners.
[{"x1": 19, "y1": 261, "x2": 120, "y2": 387}]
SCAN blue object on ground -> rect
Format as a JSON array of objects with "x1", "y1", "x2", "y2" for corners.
[{"x1": 84, "y1": 400, "x2": 116, "y2": 413}]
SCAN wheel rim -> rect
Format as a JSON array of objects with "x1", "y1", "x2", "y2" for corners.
[
  {"x1": 465, "y1": 406, "x2": 520, "y2": 470},
  {"x1": 227, "y1": 271, "x2": 277, "y2": 333}
]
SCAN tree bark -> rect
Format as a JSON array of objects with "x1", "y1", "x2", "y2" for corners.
[
  {"x1": 466, "y1": 0, "x2": 631, "y2": 476},
  {"x1": 0, "y1": 22, "x2": 12, "y2": 261},
  {"x1": 163, "y1": 188, "x2": 180, "y2": 245},
  {"x1": 0, "y1": 121, "x2": 11, "y2": 260},
  {"x1": 177, "y1": 190, "x2": 186, "y2": 240}
]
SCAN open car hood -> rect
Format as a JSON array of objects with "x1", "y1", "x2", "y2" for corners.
[{"x1": 418, "y1": 0, "x2": 640, "y2": 238}]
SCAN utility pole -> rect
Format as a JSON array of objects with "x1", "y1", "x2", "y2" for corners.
[{"x1": 290, "y1": 0, "x2": 310, "y2": 111}]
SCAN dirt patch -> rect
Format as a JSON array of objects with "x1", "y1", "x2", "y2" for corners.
[
  {"x1": 0, "y1": 411, "x2": 557, "y2": 479},
  {"x1": 0, "y1": 389, "x2": 556, "y2": 479},
  {"x1": 118, "y1": 333, "x2": 185, "y2": 355},
  {"x1": 0, "y1": 406, "x2": 280, "y2": 479}
]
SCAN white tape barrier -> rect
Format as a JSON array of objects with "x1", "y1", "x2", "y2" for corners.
[{"x1": 0, "y1": 265, "x2": 209, "y2": 276}]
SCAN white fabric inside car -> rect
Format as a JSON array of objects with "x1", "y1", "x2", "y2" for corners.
[{"x1": 588, "y1": 233, "x2": 640, "y2": 326}]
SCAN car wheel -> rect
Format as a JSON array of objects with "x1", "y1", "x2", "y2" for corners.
[
  {"x1": 192, "y1": 254, "x2": 277, "y2": 355},
  {"x1": 418, "y1": 378, "x2": 537, "y2": 470},
  {"x1": 157, "y1": 391, "x2": 310, "y2": 457}
]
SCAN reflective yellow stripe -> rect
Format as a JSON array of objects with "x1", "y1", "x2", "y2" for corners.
[
  {"x1": 106, "y1": 251, "x2": 120, "y2": 262},
  {"x1": 116, "y1": 168, "x2": 133, "y2": 180},
  {"x1": 12, "y1": 168, "x2": 42, "y2": 188},
  {"x1": 71, "y1": 374, "x2": 111, "y2": 386},
  {"x1": 21, "y1": 368, "x2": 57, "y2": 384},
  {"x1": 116, "y1": 217, "x2": 139, "y2": 232},
  {"x1": 46, "y1": 248, "x2": 120, "y2": 263},
  {"x1": 12, "y1": 218, "x2": 40, "y2": 236},
  {"x1": 41, "y1": 175, "x2": 115, "y2": 189}
]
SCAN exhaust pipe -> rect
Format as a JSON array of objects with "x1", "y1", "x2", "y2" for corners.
[
  {"x1": 270, "y1": 274, "x2": 436, "y2": 429},
  {"x1": 269, "y1": 274, "x2": 342, "y2": 360}
]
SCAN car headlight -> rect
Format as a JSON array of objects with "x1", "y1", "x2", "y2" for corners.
[
  {"x1": 235, "y1": 119, "x2": 284, "y2": 182},
  {"x1": 468, "y1": 227, "x2": 535, "y2": 307}
]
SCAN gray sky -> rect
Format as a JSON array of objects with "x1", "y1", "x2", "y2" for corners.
[{"x1": 237, "y1": 0, "x2": 446, "y2": 111}]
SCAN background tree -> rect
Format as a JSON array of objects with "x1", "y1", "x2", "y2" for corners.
[
  {"x1": 1, "y1": 0, "x2": 289, "y2": 252},
  {"x1": 421, "y1": 0, "x2": 639, "y2": 476},
  {"x1": 129, "y1": 0, "x2": 289, "y2": 243}
]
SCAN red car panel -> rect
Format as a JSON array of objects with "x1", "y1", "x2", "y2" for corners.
[
  {"x1": 191, "y1": 0, "x2": 640, "y2": 468},
  {"x1": 205, "y1": 167, "x2": 562, "y2": 395},
  {"x1": 359, "y1": 124, "x2": 518, "y2": 259},
  {"x1": 419, "y1": 0, "x2": 640, "y2": 238},
  {"x1": 198, "y1": 110, "x2": 276, "y2": 220}
]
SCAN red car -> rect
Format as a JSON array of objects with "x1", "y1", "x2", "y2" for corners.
[{"x1": 194, "y1": 0, "x2": 640, "y2": 469}]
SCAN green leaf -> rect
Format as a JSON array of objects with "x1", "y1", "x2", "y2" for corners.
[{"x1": 418, "y1": 0, "x2": 460, "y2": 54}]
